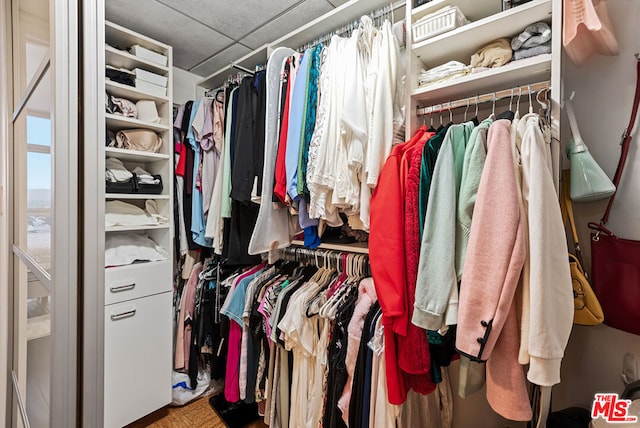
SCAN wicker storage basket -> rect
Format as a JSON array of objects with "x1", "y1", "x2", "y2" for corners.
[{"x1": 412, "y1": 6, "x2": 470, "y2": 43}]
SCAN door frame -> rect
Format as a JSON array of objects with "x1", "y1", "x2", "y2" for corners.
[
  {"x1": 50, "y1": 0, "x2": 80, "y2": 426},
  {"x1": 80, "y1": 0, "x2": 106, "y2": 425},
  {"x1": 0, "y1": 0, "x2": 80, "y2": 426},
  {"x1": 1, "y1": 0, "x2": 13, "y2": 424}
]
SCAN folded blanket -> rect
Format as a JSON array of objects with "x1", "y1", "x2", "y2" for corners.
[
  {"x1": 511, "y1": 22, "x2": 552, "y2": 50},
  {"x1": 470, "y1": 38, "x2": 512, "y2": 68},
  {"x1": 514, "y1": 41, "x2": 551, "y2": 61}
]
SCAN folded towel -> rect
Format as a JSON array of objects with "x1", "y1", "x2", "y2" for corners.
[
  {"x1": 470, "y1": 38, "x2": 512, "y2": 68},
  {"x1": 511, "y1": 22, "x2": 552, "y2": 50},
  {"x1": 105, "y1": 157, "x2": 133, "y2": 183},
  {"x1": 132, "y1": 166, "x2": 160, "y2": 185},
  {"x1": 513, "y1": 41, "x2": 551, "y2": 61},
  {"x1": 419, "y1": 60, "x2": 470, "y2": 86}
]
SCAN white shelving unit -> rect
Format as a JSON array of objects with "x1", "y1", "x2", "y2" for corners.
[
  {"x1": 405, "y1": 0, "x2": 561, "y2": 142},
  {"x1": 101, "y1": 20, "x2": 174, "y2": 428},
  {"x1": 412, "y1": 0, "x2": 552, "y2": 67}
]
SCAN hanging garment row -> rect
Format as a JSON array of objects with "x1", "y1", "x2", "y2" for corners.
[
  {"x1": 173, "y1": 248, "x2": 454, "y2": 428},
  {"x1": 369, "y1": 89, "x2": 573, "y2": 422},
  {"x1": 250, "y1": 14, "x2": 405, "y2": 256},
  {"x1": 171, "y1": 12, "x2": 404, "y2": 270}
]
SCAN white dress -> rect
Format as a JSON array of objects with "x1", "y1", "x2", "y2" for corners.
[
  {"x1": 365, "y1": 20, "x2": 400, "y2": 188},
  {"x1": 247, "y1": 47, "x2": 297, "y2": 255}
]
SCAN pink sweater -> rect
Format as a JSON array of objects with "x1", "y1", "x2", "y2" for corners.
[{"x1": 456, "y1": 120, "x2": 531, "y2": 420}]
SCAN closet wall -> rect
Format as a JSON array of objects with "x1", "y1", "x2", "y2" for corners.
[
  {"x1": 553, "y1": 0, "x2": 640, "y2": 411},
  {"x1": 173, "y1": 67, "x2": 202, "y2": 104}
]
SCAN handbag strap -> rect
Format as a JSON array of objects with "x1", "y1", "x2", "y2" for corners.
[
  {"x1": 562, "y1": 170, "x2": 586, "y2": 268},
  {"x1": 601, "y1": 59, "x2": 640, "y2": 224}
]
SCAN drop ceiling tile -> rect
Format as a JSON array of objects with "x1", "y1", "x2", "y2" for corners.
[
  {"x1": 156, "y1": 0, "x2": 301, "y2": 41},
  {"x1": 189, "y1": 44, "x2": 252, "y2": 76},
  {"x1": 240, "y1": 0, "x2": 334, "y2": 50},
  {"x1": 105, "y1": 0, "x2": 234, "y2": 70},
  {"x1": 327, "y1": 0, "x2": 349, "y2": 6}
]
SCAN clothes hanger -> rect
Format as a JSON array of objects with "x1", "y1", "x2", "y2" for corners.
[
  {"x1": 428, "y1": 110, "x2": 436, "y2": 133},
  {"x1": 510, "y1": 88, "x2": 514, "y2": 112},
  {"x1": 496, "y1": 88, "x2": 516, "y2": 121},
  {"x1": 319, "y1": 276, "x2": 348, "y2": 318},
  {"x1": 355, "y1": 254, "x2": 365, "y2": 279},
  {"x1": 464, "y1": 99, "x2": 470, "y2": 122},
  {"x1": 447, "y1": 102, "x2": 453, "y2": 124},
  {"x1": 491, "y1": 93, "x2": 497, "y2": 117},
  {"x1": 528, "y1": 84, "x2": 534, "y2": 114},
  {"x1": 471, "y1": 95, "x2": 479, "y2": 123},
  {"x1": 537, "y1": 88, "x2": 552, "y2": 128}
]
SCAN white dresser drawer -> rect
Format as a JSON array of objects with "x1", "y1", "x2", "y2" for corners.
[
  {"x1": 104, "y1": 260, "x2": 172, "y2": 305},
  {"x1": 104, "y1": 292, "x2": 172, "y2": 428}
]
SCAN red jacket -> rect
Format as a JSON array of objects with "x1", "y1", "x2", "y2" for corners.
[{"x1": 370, "y1": 126, "x2": 435, "y2": 404}]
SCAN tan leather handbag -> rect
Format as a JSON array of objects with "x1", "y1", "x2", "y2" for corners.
[{"x1": 561, "y1": 170, "x2": 604, "y2": 326}]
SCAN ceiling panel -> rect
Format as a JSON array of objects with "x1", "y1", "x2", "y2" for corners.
[
  {"x1": 327, "y1": 0, "x2": 350, "y2": 6},
  {"x1": 156, "y1": 0, "x2": 301, "y2": 41},
  {"x1": 189, "y1": 44, "x2": 252, "y2": 77},
  {"x1": 240, "y1": 0, "x2": 334, "y2": 50},
  {"x1": 105, "y1": 0, "x2": 234, "y2": 70}
]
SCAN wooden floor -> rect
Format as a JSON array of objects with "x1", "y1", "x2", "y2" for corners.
[{"x1": 126, "y1": 396, "x2": 268, "y2": 428}]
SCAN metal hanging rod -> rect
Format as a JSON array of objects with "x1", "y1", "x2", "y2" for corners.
[
  {"x1": 278, "y1": 245, "x2": 371, "y2": 275},
  {"x1": 231, "y1": 63, "x2": 254, "y2": 75},
  {"x1": 417, "y1": 80, "x2": 551, "y2": 116},
  {"x1": 298, "y1": 1, "x2": 405, "y2": 52}
]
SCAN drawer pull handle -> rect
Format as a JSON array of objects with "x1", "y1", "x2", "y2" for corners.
[
  {"x1": 110, "y1": 309, "x2": 136, "y2": 321},
  {"x1": 110, "y1": 282, "x2": 136, "y2": 293}
]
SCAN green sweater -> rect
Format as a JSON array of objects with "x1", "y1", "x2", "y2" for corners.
[
  {"x1": 413, "y1": 121, "x2": 475, "y2": 331},
  {"x1": 456, "y1": 118, "x2": 492, "y2": 278},
  {"x1": 418, "y1": 125, "x2": 450, "y2": 237}
]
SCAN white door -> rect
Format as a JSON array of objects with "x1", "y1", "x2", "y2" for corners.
[{"x1": 1, "y1": 0, "x2": 79, "y2": 426}]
